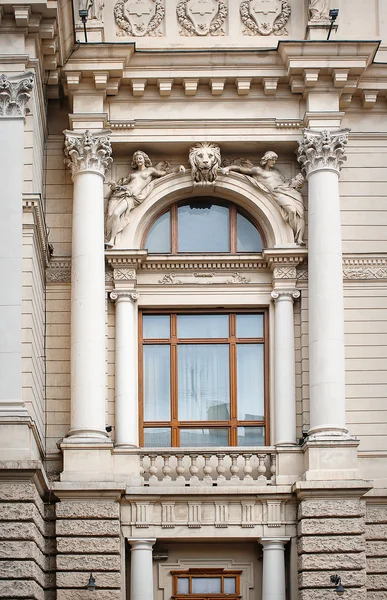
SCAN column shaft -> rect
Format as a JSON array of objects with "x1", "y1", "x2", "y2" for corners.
[
  {"x1": 261, "y1": 539, "x2": 287, "y2": 600},
  {"x1": 129, "y1": 539, "x2": 155, "y2": 600}
]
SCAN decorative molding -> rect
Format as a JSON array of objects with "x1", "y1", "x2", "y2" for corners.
[
  {"x1": 240, "y1": 0, "x2": 290, "y2": 36},
  {"x1": 23, "y1": 195, "x2": 51, "y2": 266},
  {"x1": 272, "y1": 266, "x2": 297, "y2": 280},
  {"x1": 0, "y1": 71, "x2": 35, "y2": 117},
  {"x1": 271, "y1": 289, "x2": 300, "y2": 302},
  {"x1": 343, "y1": 266, "x2": 387, "y2": 280},
  {"x1": 177, "y1": 0, "x2": 227, "y2": 37},
  {"x1": 46, "y1": 260, "x2": 71, "y2": 284},
  {"x1": 189, "y1": 142, "x2": 222, "y2": 186},
  {"x1": 215, "y1": 503, "x2": 229, "y2": 528},
  {"x1": 241, "y1": 502, "x2": 255, "y2": 528},
  {"x1": 114, "y1": 0, "x2": 165, "y2": 37},
  {"x1": 226, "y1": 273, "x2": 252, "y2": 284},
  {"x1": 158, "y1": 273, "x2": 183, "y2": 285},
  {"x1": 188, "y1": 502, "x2": 202, "y2": 528},
  {"x1": 161, "y1": 503, "x2": 176, "y2": 528},
  {"x1": 132, "y1": 502, "x2": 152, "y2": 528},
  {"x1": 63, "y1": 129, "x2": 113, "y2": 177},
  {"x1": 297, "y1": 129, "x2": 350, "y2": 177},
  {"x1": 113, "y1": 268, "x2": 137, "y2": 282},
  {"x1": 296, "y1": 268, "x2": 308, "y2": 281},
  {"x1": 105, "y1": 269, "x2": 114, "y2": 283},
  {"x1": 110, "y1": 290, "x2": 139, "y2": 302}
]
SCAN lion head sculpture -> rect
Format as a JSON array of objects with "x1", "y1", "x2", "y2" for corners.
[{"x1": 189, "y1": 142, "x2": 221, "y2": 186}]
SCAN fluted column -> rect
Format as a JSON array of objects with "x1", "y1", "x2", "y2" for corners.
[
  {"x1": 110, "y1": 290, "x2": 139, "y2": 446},
  {"x1": 271, "y1": 290, "x2": 300, "y2": 446},
  {"x1": 0, "y1": 72, "x2": 35, "y2": 417},
  {"x1": 128, "y1": 539, "x2": 156, "y2": 600},
  {"x1": 261, "y1": 539, "x2": 287, "y2": 600},
  {"x1": 298, "y1": 129, "x2": 350, "y2": 438},
  {"x1": 64, "y1": 130, "x2": 112, "y2": 439}
]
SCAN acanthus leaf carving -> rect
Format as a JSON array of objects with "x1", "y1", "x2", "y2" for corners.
[
  {"x1": 226, "y1": 272, "x2": 252, "y2": 284},
  {"x1": 158, "y1": 273, "x2": 183, "y2": 285},
  {"x1": 114, "y1": 0, "x2": 165, "y2": 37},
  {"x1": 64, "y1": 129, "x2": 113, "y2": 177},
  {"x1": 0, "y1": 71, "x2": 35, "y2": 117},
  {"x1": 297, "y1": 129, "x2": 350, "y2": 178},
  {"x1": 177, "y1": 0, "x2": 227, "y2": 36},
  {"x1": 240, "y1": 0, "x2": 290, "y2": 36}
]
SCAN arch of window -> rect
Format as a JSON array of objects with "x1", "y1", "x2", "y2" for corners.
[{"x1": 142, "y1": 199, "x2": 265, "y2": 254}]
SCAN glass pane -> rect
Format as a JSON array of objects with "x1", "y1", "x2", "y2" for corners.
[
  {"x1": 177, "y1": 315, "x2": 229, "y2": 339},
  {"x1": 180, "y1": 428, "x2": 229, "y2": 447},
  {"x1": 178, "y1": 204, "x2": 230, "y2": 252},
  {"x1": 145, "y1": 211, "x2": 171, "y2": 253},
  {"x1": 224, "y1": 578, "x2": 236, "y2": 593},
  {"x1": 237, "y1": 212, "x2": 263, "y2": 252},
  {"x1": 236, "y1": 314, "x2": 263, "y2": 338},
  {"x1": 143, "y1": 315, "x2": 170, "y2": 339},
  {"x1": 178, "y1": 345, "x2": 230, "y2": 421},
  {"x1": 144, "y1": 345, "x2": 170, "y2": 421},
  {"x1": 143, "y1": 428, "x2": 171, "y2": 447},
  {"x1": 177, "y1": 579, "x2": 189, "y2": 594},
  {"x1": 237, "y1": 426, "x2": 265, "y2": 447},
  {"x1": 192, "y1": 578, "x2": 221, "y2": 593},
  {"x1": 237, "y1": 344, "x2": 264, "y2": 420}
]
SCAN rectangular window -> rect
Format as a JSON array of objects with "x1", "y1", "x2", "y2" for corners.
[
  {"x1": 172, "y1": 570, "x2": 241, "y2": 598},
  {"x1": 140, "y1": 311, "x2": 268, "y2": 447}
]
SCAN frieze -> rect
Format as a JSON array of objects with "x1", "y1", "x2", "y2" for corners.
[
  {"x1": 177, "y1": 0, "x2": 227, "y2": 36},
  {"x1": 113, "y1": 268, "x2": 137, "y2": 281},
  {"x1": 240, "y1": 0, "x2": 290, "y2": 36},
  {"x1": 343, "y1": 267, "x2": 387, "y2": 280},
  {"x1": 157, "y1": 272, "x2": 253, "y2": 285},
  {"x1": 114, "y1": 0, "x2": 165, "y2": 37},
  {"x1": 46, "y1": 260, "x2": 71, "y2": 284},
  {"x1": 273, "y1": 266, "x2": 297, "y2": 280}
]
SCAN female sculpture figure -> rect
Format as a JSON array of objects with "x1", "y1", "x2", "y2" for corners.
[
  {"x1": 222, "y1": 151, "x2": 306, "y2": 246},
  {"x1": 105, "y1": 151, "x2": 169, "y2": 248},
  {"x1": 309, "y1": 0, "x2": 330, "y2": 22}
]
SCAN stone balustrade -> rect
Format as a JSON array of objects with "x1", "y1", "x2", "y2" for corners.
[{"x1": 140, "y1": 448, "x2": 277, "y2": 486}]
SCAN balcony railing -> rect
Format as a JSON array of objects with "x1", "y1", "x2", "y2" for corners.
[{"x1": 139, "y1": 448, "x2": 277, "y2": 486}]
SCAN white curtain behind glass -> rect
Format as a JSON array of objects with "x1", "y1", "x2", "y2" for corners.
[{"x1": 178, "y1": 344, "x2": 230, "y2": 421}]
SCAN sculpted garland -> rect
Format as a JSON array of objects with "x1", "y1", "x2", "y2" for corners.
[
  {"x1": 114, "y1": 0, "x2": 165, "y2": 36},
  {"x1": 176, "y1": 0, "x2": 228, "y2": 36},
  {"x1": 240, "y1": 0, "x2": 291, "y2": 36}
]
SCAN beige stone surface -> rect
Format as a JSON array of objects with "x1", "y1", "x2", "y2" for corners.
[
  {"x1": 298, "y1": 499, "x2": 365, "y2": 518},
  {"x1": 57, "y1": 571, "x2": 121, "y2": 588},
  {"x1": 366, "y1": 506, "x2": 387, "y2": 523},
  {"x1": 0, "y1": 579, "x2": 44, "y2": 600},
  {"x1": 56, "y1": 536, "x2": 121, "y2": 554},
  {"x1": 368, "y1": 574, "x2": 387, "y2": 590},
  {"x1": 299, "y1": 552, "x2": 366, "y2": 571},
  {"x1": 366, "y1": 524, "x2": 387, "y2": 540},
  {"x1": 300, "y1": 590, "x2": 366, "y2": 600},
  {"x1": 56, "y1": 554, "x2": 121, "y2": 571},
  {"x1": 0, "y1": 503, "x2": 45, "y2": 534},
  {"x1": 299, "y1": 535, "x2": 365, "y2": 554},
  {"x1": 366, "y1": 541, "x2": 387, "y2": 556},
  {"x1": 56, "y1": 519, "x2": 120, "y2": 537},
  {"x1": 57, "y1": 591, "x2": 121, "y2": 600},
  {"x1": 0, "y1": 560, "x2": 46, "y2": 587},
  {"x1": 0, "y1": 522, "x2": 46, "y2": 552},
  {"x1": 0, "y1": 541, "x2": 45, "y2": 570},
  {"x1": 298, "y1": 517, "x2": 365, "y2": 536},
  {"x1": 367, "y1": 558, "x2": 387, "y2": 573},
  {"x1": 56, "y1": 501, "x2": 120, "y2": 519},
  {"x1": 299, "y1": 570, "x2": 366, "y2": 588}
]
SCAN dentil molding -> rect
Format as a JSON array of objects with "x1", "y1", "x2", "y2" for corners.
[
  {"x1": 64, "y1": 129, "x2": 113, "y2": 177},
  {"x1": 0, "y1": 71, "x2": 35, "y2": 117},
  {"x1": 297, "y1": 129, "x2": 350, "y2": 177}
]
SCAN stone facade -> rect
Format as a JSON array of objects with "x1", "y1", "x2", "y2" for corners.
[{"x1": 1, "y1": 0, "x2": 387, "y2": 599}]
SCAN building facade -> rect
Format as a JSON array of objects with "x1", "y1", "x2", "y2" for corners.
[{"x1": 0, "y1": 0, "x2": 387, "y2": 598}]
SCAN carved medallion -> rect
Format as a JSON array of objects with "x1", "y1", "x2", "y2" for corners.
[
  {"x1": 177, "y1": 0, "x2": 228, "y2": 36},
  {"x1": 114, "y1": 0, "x2": 165, "y2": 37},
  {"x1": 240, "y1": 0, "x2": 290, "y2": 36}
]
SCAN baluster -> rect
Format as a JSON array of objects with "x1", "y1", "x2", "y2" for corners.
[
  {"x1": 242, "y1": 453, "x2": 253, "y2": 485},
  {"x1": 189, "y1": 454, "x2": 199, "y2": 486},
  {"x1": 149, "y1": 454, "x2": 159, "y2": 484},
  {"x1": 162, "y1": 454, "x2": 172, "y2": 483},
  {"x1": 216, "y1": 453, "x2": 226, "y2": 485},
  {"x1": 230, "y1": 453, "x2": 240, "y2": 483},
  {"x1": 270, "y1": 453, "x2": 277, "y2": 485},
  {"x1": 257, "y1": 453, "x2": 268, "y2": 485},
  {"x1": 203, "y1": 454, "x2": 213, "y2": 485},
  {"x1": 140, "y1": 454, "x2": 146, "y2": 484},
  {"x1": 175, "y1": 454, "x2": 186, "y2": 485}
]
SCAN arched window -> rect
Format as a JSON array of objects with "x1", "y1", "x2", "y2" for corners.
[{"x1": 143, "y1": 199, "x2": 264, "y2": 253}]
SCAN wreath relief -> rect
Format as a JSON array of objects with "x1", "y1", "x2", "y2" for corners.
[
  {"x1": 114, "y1": 0, "x2": 165, "y2": 37},
  {"x1": 240, "y1": 0, "x2": 290, "y2": 36},
  {"x1": 177, "y1": 0, "x2": 228, "y2": 36}
]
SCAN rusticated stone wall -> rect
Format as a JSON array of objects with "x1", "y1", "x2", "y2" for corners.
[
  {"x1": 0, "y1": 482, "x2": 55, "y2": 600},
  {"x1": 297, "y1": 498, "x2": 367, "y2": 600},
  {"x1": 55, "y1": 500, "x2": 123, "y2": 600},
  {"x1": 366, "y1": 504, "x2": 387, "y2": 599}
]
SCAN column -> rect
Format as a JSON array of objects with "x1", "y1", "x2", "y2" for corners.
[
  {"x1": 271, "y1": 290, "x2": 300, "y2": 446},
  {"x1": 110, "y1": 290, "x2": 139, "y2": 446},
  {"x1": 298, "y1": 129, "x2": 350, "y2": 438},
  {"x1": 64, "y1": 130, "x2": 112, "y2": 439},
  {"x1": 261, "y1": 539, "x2": 287, "y2": 600},
  {"x1": 128, "y1": 539, "x2": 156, "y2": 600},
  {"x1": 0, "y1": 72, "x2": 35, "y2": 416}
]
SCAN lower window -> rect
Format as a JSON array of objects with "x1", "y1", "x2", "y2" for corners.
[
  {"x1": 139, "y1": 311, "x2": 268, "y2": 447},
  {"x1": 172, "y1": 569, "x2": 241, "y2": 600}
]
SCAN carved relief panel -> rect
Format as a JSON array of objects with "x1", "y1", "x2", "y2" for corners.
[
  {"x1": 240, "y1": 0, "x2": 290, "y2": 36},
  {"x1": 177, "y1": 0, "x2": 228, "y2": 36},
  {"x1": 114, "y1": 0, "x2": 165, "y2": 36}
]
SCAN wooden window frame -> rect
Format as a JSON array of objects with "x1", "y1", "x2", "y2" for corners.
[
  {"x1": 141, "y1": 200, "x2": 266, "y2": 254},
  {"x1": 139, "y1": 309, "x2": 270, "y2": 447},
  {"x1": 171, "y1": 569, "x2": 242, "y2": 599}
]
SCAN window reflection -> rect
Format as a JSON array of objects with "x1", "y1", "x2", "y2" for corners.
[{"x1": 178, "y1": 204, "x2": 229, "y2": 252}]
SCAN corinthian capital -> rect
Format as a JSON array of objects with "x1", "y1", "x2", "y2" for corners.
[
  {"x1": 64, "y1": 129, "x2": 113, "y2": 177},
  {"x1": 297, "y1": 129, "x2": 350, "y2": 178},
  {"x1": 0, "y1": 72, "x2": 35, "y2": 117}
]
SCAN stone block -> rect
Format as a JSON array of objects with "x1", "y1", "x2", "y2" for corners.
[
  {"x1": 57, "y1": 537, "x2": 121, "y2": 554},
  {"x1": 0, "y1": 541, "x2": 45, "y2": 569},
  {"x1": 57, "y1": 591, "x2": 121, "y2": 600},
  {"x1": 366, "y1": 541, "x2": 387, "y2": 557},
  {"x1": 0, "y1": 560, "x2": 45, "y2": 587},
  {"x1": 0, "y1": 503, "x2": 45, "y2": 535},
  {"x1": 56, "y1": 502, "x2": 119, "y2": 520},
  {"x1": 57, "y1": 571, "x2": 121, "y2": 589},
  {"x1": 298, "y1": 518, "x2": 365, "y2": 536},
  {"x1": 366, "y1": 524, "x2": 387, "y2": 540},
  {"x1": 366, "y1": 507, "x2": 387, "y2": 524},
  {"x1": 0, "y1": 578, "x2": 44, "y2": 600},
  {"x1": 299, "y1": 552, "x2": 366, "y2": 571},
  {"x1": 299, "y1": 571, "x2": 366, "y2": 588},
  {"x1": 56, "y1": 520, "x2": 120, "y2": 537},
  {"x1": 0, "y1": 483, "x2": 42, "y2": 508},
  {"x1": 368, "y1": 593, "x2": 387, "y2": 600},
  {"x1": 298, "y1": 535, "x2": 365, "y2": 554},
  {"x1": 0, "y1": 522, "x2": 46, "y2": 552},
  {"x1": 300, "y1": 589, "x2": 366, "y2": 600},
  {"x1": 56, "y1": 554, "x2": 121, "y2": 571},
  {"x1": 367, "y1": 574, "x2": 387, "y2": 591},
  {"x1": 367, "y1": 558, "x2": 387, "y2": 573},
  {"x1": 299, "y1": 500, "x2": 365, "y2": 519}
]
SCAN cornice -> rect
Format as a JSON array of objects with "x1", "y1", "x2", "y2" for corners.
[{"x1": 22, "y1": 194, "x2": 51, "y2": 267}]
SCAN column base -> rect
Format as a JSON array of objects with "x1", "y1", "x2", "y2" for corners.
[
  {"x1": 302, "y1": 437, "x2": 361, "y2": 481},
  {"x1": 307, "y1": 425, "x2": 352, "y2": 440},
  {"x1": 65, "y1": 427, "x2": 110, "y2": 440},
  {"x1": 60, "y1": 438, "x2": 114, "y2": 482}
]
